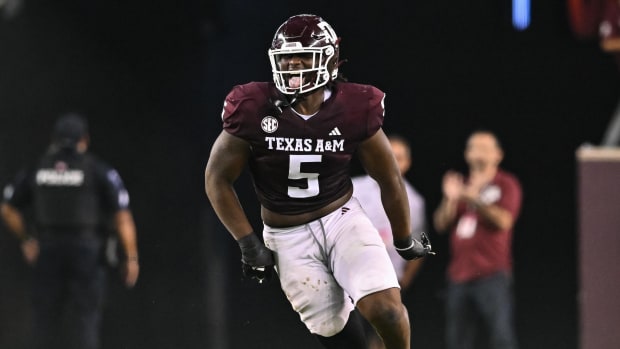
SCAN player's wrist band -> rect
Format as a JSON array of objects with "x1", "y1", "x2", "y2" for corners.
[
  {"x1": 394, "y1": 235, "x2": 415, "y2": 251},
  {"x1": 127, "y1": 255, "x2": 139, "y2": 263},
  {"x1": 394, "y1": 241, "x2": 416, "y2": 251}
]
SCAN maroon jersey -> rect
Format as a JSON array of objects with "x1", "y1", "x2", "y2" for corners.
[{"x1": 221, "y1": 81, "x2": 385, "y2": 215}]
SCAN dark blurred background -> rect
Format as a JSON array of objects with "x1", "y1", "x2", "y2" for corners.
[{"x1": 0, "y1": 1, "x2": 617, "y2": 348}]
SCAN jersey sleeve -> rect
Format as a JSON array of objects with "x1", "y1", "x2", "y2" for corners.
[
  {"x1": 2, "y1": 169, "x2": 34, "y2": 209},
  {"x1": 221, "y1": 83, "x2": 265, "y2": 140},
  {"x1": 366, "y1": 86, "x2": 386, "y2": 138},
  {"x1": 221, "y1": 85, "x2": 245, "y2": 135},
  {"x1": 96, "y1": 163, "x2": 130, "y2": 213}
]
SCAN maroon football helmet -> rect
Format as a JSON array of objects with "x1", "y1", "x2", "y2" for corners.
[{"x1": 268, "y1": 14, "x2": 340, "y2": 95}]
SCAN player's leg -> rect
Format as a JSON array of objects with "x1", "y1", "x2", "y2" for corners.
[
  {"x1": 471, "y1": 272, "x2": 518, "y2": 349},
  {"x1": 356, "y1": 288, "x2": 410, "y2": 349},
  {"x1": 360, "y1": 313, "x2": 386, "y2": 349},
  {"x1": 325, "y1": 198, "x2": 409, "y2": 349},
  {"x1": 445, "y1": 281, "x2": 477, "y2": 349},
  {"x1": 262, "y1": 223, "x2": 360, "y2": 344}
]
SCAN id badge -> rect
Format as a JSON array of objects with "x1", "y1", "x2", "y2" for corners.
[{"x1": 456, "y1": 213, "x2": 477, "y2": 239}]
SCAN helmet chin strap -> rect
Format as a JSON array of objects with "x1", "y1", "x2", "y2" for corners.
[
  {"x1": 271, "y1": 91, "x2": 300, "y2": 115},
  {"x1": 290, "y1": 91, "x2": 300, "y2": 105}
]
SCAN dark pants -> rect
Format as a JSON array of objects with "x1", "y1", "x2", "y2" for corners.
[
  {"x1": 32, "y1": 236, "x2": 106, "y2": 349},
  {"x1": 446, "y1": 272, "x2": 518, "y2": 349}
]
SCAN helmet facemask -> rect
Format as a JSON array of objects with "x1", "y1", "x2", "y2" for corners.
[{"x1": 269, "y1": 43, "x2": 338, "y2": 95}]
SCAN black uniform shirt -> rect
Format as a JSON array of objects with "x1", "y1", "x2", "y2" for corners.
[{"x1": 2, "y1": 148, "x2": 129, "y2": 231}]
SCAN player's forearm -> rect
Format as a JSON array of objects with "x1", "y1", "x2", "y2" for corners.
[
  {"x1": 114, "y1": 210, "x2": 139, "y2": 259},
  {"x1": 205, "y1": 180, "x2": 254, "y2": 240},
  {"x1": 0, "y1": 203, "x2": 29, "y2": 240},
  {"x1": 433, "y1": 198, "x2": 457, "y2": 234}
]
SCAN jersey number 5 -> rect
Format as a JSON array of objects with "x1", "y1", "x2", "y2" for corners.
[{"x1": 288, "y1": 154, "x2": 322, "y2": 198}]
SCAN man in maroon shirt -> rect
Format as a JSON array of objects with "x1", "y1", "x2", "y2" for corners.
[
  {"x1": 205, "y1": 14, "x2": 432, "y2": 349},
  {"x1": 434, "y1": 130, "x2": 522, "y2": 349}
]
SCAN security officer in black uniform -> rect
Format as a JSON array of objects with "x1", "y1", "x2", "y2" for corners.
[{"x1": 0, "y1": 113, "x2": 139, "y2": 349}]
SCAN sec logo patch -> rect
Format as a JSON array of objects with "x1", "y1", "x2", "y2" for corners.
[{"x1": 261, "y1": 116, "x2": 279, "y2": 133}]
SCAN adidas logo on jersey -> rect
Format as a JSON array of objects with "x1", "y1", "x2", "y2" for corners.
[{"x1": 329, "y1": 127, "x2": 342, "y2": 136}]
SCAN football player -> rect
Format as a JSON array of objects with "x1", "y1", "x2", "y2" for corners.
[{"x1": 205, "y1": 14, "x2": 433, "y2": 349}]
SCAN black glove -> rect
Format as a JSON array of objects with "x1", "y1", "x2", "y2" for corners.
[
  {"x1": 394, "y1": 232, "x2": 435, "y2": 260},
  {"x1": 237, "y1": 233, "x2": 275, "y2": 284}
]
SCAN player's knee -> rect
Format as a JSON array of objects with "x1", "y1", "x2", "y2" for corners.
[
  {"x1": 376, "y1": 304, "x2": 406, "y2": 327},
  {"x1": 358, "y1": 291, "x2": 408, "y2": 328}
]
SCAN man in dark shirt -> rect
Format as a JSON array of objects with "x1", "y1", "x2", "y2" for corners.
[
  {"x1": 1, "y1": 113, "x2": 139, "y2": 349},
  {"x1": 205, "y1": 14, "x2": 433, "y2": 349}
]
